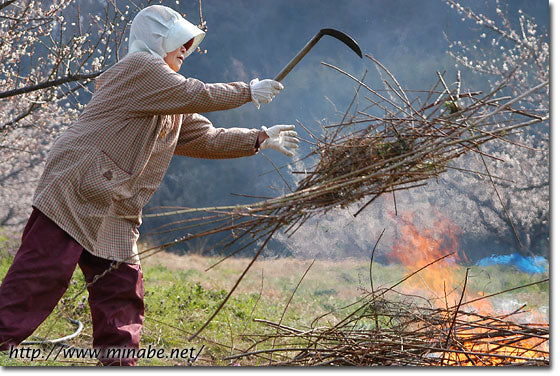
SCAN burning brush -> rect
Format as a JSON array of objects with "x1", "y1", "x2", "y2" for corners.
[
  {"x1": 226, "y1": 291, "x2": 549, "y2": 366},
  {"x1": 224, "y1": 254, "x2": 549, "y2": 366}
]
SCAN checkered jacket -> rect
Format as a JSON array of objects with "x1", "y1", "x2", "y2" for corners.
[{"x1": 32, "y1": 52, "x2": 260, "y2": 264}]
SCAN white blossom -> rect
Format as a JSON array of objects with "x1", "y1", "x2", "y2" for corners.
[{"x1": 0, "y1": 0, "x2": 141, "y2": 228}]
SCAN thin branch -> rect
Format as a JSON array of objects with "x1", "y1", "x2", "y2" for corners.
[{"x1": 0, "y1": 71, "x2": 104, "y2": 101}]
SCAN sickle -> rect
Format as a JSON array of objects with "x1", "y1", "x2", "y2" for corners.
[{"x1": 274, "y1": 28, "x2": 363, "y2": 82}]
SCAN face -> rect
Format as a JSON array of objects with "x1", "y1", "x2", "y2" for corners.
[{"x1": 164, "y1": 44, "x2": 187, "y2": 72}]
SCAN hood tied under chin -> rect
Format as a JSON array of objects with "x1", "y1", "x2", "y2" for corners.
[{"x1": 127, "y1": 5, "x2": 205, "y2": 60}]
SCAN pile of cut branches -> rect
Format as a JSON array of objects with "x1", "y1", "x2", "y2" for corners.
[
  {"x1": 225, "y1": 256, "x2": 549, "y2": 366},
  {"x1": 228, "y1": 295, "x2": 549, "y2": 366}
]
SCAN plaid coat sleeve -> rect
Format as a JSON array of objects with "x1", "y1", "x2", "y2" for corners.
[
  {"x1": 127, "y1": 53, "x2": 253, "y2": 116},
  {"x1": 175, "y1": 113, "x2": 260, "y2": 159}
]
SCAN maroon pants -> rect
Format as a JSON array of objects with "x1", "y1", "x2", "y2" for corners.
[{"x1": 0, "y1": 208, "x2": 144, "y2": 366}]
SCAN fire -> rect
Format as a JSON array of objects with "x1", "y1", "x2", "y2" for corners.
[
  {"x1": 384, "y1": 209, "x2": 549, "y2": 366},
  {"x1": 387, "y1": 209, "x2": 492, "y2": 311},
  {"x1": 442, "y1": 327, "x2": 550, "y2": 366}
]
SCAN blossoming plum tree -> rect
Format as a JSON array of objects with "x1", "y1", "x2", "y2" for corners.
[
  {"x1": 433, "y1": 0, "x2": 549, "y2": 257},
  {"x1": 0, "y1": 0, "x2": 137, "y2": 227}
]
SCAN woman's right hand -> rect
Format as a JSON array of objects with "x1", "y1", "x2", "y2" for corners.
[{"x1": 249, "y1": 78, "x2": 284, "y2": 109}]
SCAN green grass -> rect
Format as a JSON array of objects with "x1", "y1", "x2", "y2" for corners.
[{"x1": 0, "y1": 236, "x2": 549, "y2": 367}]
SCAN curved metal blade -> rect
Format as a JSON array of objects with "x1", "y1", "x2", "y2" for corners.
[
  {"x1": 274, "y1": 28, "x2": 363, "y2": 82},
  {"x1": 320, "y1": 28, "x2": 363, "y2": 58}
]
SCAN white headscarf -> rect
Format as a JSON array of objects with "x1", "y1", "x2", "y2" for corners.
[{"x1": 127, "y1": 5, "x2": 205, "y2": 59}]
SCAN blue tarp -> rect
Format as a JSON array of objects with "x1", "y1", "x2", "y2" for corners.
[{"x1": 476, "y1": 253, "x2": 548, "y2": 274}]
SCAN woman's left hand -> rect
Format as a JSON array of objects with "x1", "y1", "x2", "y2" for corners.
[{"x1": 258, "y1": 124, "x2": 299, "y2": 157}]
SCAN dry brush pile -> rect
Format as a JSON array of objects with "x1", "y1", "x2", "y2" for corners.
[
  {"x1": 244, "y1": 308, "x2": 549, "y2": 366},
  {"x1": 223, "y1": 254, "x2": 549, "y2": 366},
  {"x1": 228, "y1": 288, "x2": 549, "y2": 366}
]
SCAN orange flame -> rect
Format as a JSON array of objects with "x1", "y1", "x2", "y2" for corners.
[
  {"x1": 385, "y1": 208, "x2": 548, "y2": 365},
  {"x1": 387, "y1": 209, "x2": 486, "y2": 310}
]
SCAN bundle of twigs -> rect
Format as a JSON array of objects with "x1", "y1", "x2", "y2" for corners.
[
  {"x1": 224, "y1": 256, "x2": 549, "y2": 367},
  {"x1": 133, "y1": 55, "x2": 548, "y2": 340},
  {"x1": 140, "y1": 55, "x2": 547, "y2": 252}
]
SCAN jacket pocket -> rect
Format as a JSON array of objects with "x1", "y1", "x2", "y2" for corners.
[
  {"x1": 79, "y1": 150, "x2": 132, "y2": 205},
  {"x1": 157, "y1": 114, "x2": 181, "y2": 141}
]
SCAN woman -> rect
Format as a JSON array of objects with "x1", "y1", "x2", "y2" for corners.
[{"x1": 0, "y1": 5, "x2": 298, "y2": 366}]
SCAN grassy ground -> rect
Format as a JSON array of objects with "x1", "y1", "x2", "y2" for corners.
[{"x1": 0, "y1": 231, "x2": 549, "y2": 367}]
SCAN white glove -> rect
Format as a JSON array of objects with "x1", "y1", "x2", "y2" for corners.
[
  {"x1": 249, "y1": 78, "x2": 284, "y2": 109},
  {"x1": 259, "y1": 124, "x2": 299, "y2": 157}
]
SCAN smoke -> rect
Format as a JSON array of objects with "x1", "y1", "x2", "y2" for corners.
[
  {"x1": 227, "y1": 58, "x2": 249, "y2": 83},
  {"x1": 269, "y1": 188, "x2": 436, "y2": 261}
]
